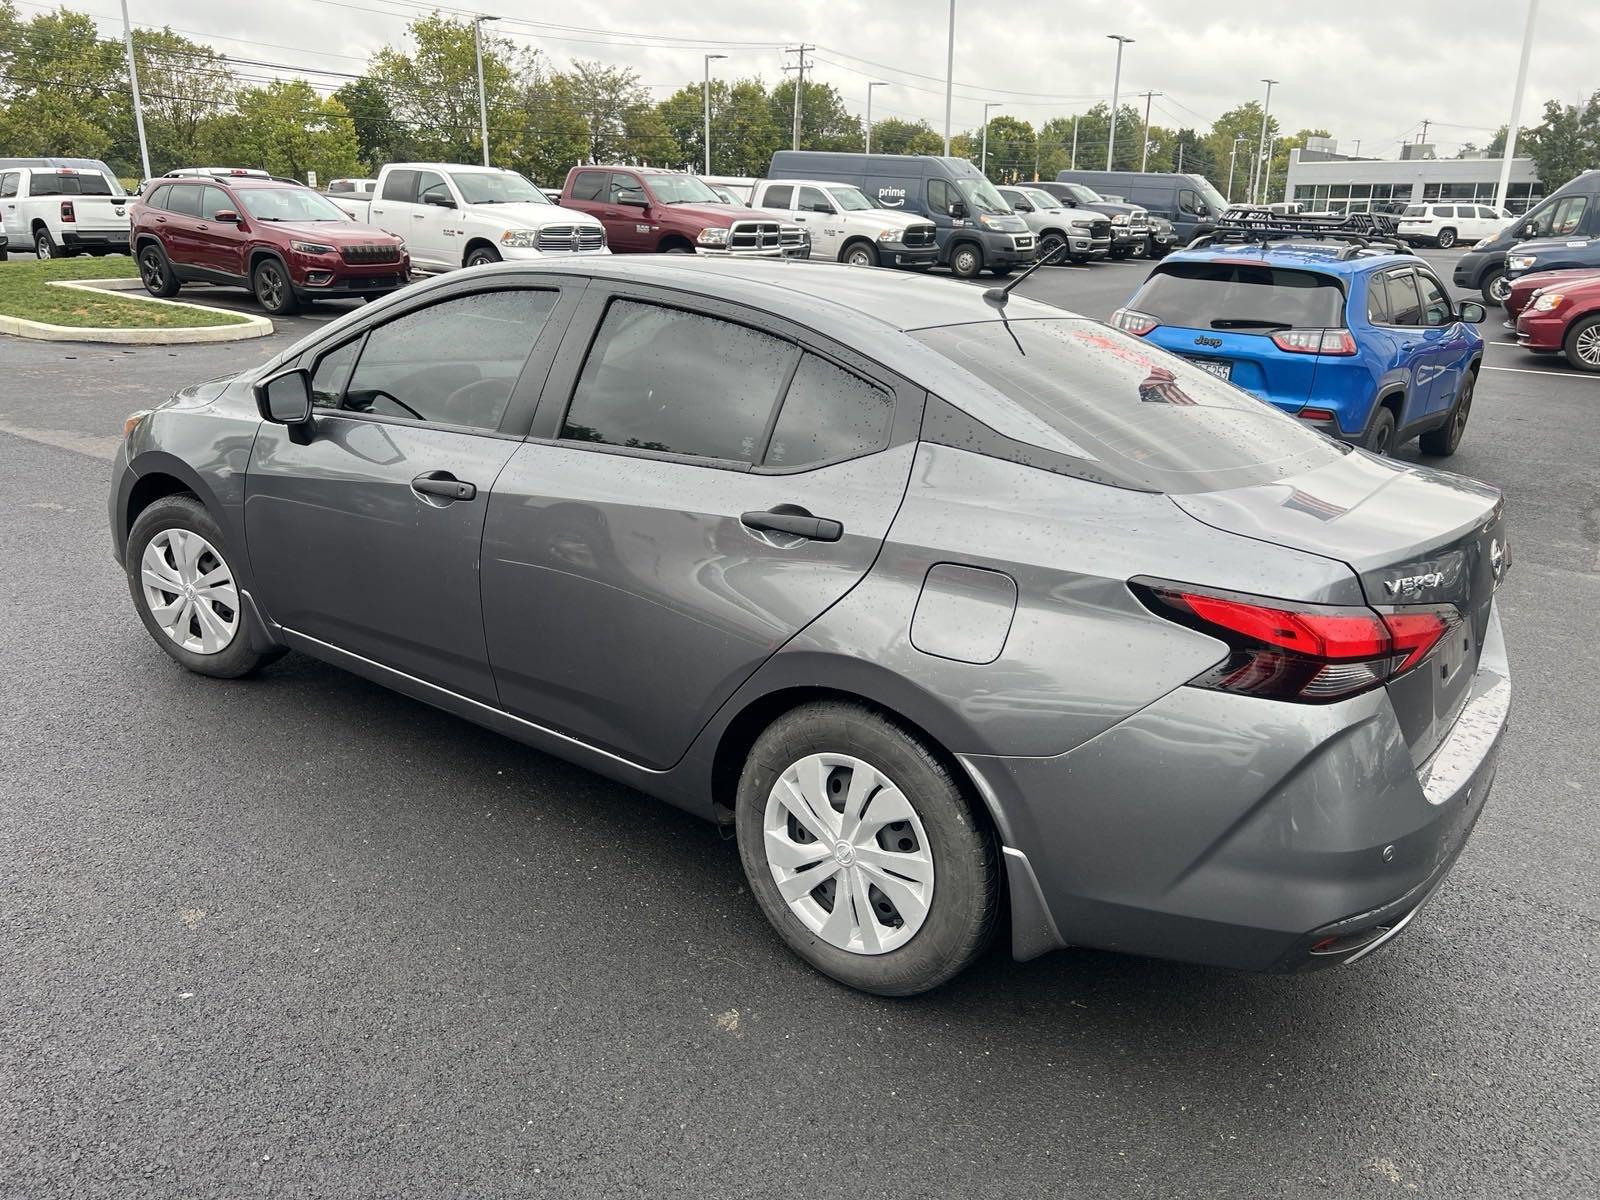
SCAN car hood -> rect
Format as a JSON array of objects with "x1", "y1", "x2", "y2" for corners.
[
  {"x1": 1509, "y1": 235, "x2": 1597, "y2": 258},
  {"x1": 1087, "y1": 200, "x2": 1144, "y2": 219},
  {"x1": 868, "y1": 209, "x2": 935, "y2": 229},
  {"x1": 1510, "y1": 268, "x2": 1600, "y2": 296},
  {"x1": 263, "y1": 220, "x2": 401, "y2": 245},
  {"x1": 479, "y1": 202, "x2": 604, "y2": 230},
  {"x1": 652, "y1": 201, "x2": 779, "y2": 226}
]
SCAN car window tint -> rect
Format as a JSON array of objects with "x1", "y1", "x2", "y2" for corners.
[
  {"x1": 165, "y1": 185, "x2": 202, "y2": 217},
  {"x1": 380, "y1": 169, "x2": 417, "y2": 203},
  {"x1": 1365, "y1": 276, "x2": 1392, "y2": 324},
  {"x1": 1477, "y1": 206, "x2": 1498, "y2": 220},
  {"x1": 1402, "y1": 205, "x2": 1425, "y2": 217},
  {"x1": 1552, "y1": 196, "x2": 1588, "y2": 236},
  {"x1": 561, "y1": 299, "x2": 795, "y2": 463},
  {"x1": 764, "y1": 354, "x2": 893, "y2": 470},
  {"x1": 0, "y1": 173, "x2": 16, "y2": 199},
  {"x1": 201, "y1": 186, "x2": 232, "y2": 219},
  {"x1": 1383, "y1": 272, "x2": 1423, "y2": 326},
  {"x1": 928, "y1": 178, "x2": 955, "y2": 216},
  {"x1": 763, "y1": 184, "x2": 793, "y2": 208},
  {"x1": 416, "y1": 171, "x2": 449, "y2": 204},
  {"x1": 143, "y1": 184, "x2": 168, "y2": 209},
  {"x1": 1416, "y1": 273, "x2": 1452, "y2": 326},
  {"x1": 341, "y1": 290, "x2": 556, "y2": 430},
  {"x1": 1132, "y1": 262, "x2": 1345, "y2": 333},
  {"x1": 309, "y1": 339, "x2": 362, "y2": 409},
  {"x1": 570, "y1": 170, "x2": 606, "y2": 202},
  {"x1": 797, "y1": 186, "x2": 831, "y2": 213}
]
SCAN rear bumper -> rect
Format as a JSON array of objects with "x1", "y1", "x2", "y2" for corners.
[
  {"x1": 1514, "y1": 309, "x2": 1566, "y2": 351},
  {"x1": 964, "y1": 603, "x2": 1510, "y2": 972},
  {"x1": 62, "y1": 229, "x2": 130, "y2": 252}
]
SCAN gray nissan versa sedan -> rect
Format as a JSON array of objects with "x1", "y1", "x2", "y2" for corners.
[{"x1": 110, "y1": 257, "x2": 1511, "y2": 995}]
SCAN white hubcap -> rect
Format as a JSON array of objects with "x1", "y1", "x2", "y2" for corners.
[
  {"x1": 140, "y1": 529, "x2": 239, "y2": 655},
  {"x1": 763, "y1": 753, "x2": 935, "y2": 955}
]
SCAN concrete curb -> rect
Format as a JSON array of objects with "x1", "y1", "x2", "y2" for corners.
[{"x1": 0, "y1": 279, "x2": 273, "y2": 344}]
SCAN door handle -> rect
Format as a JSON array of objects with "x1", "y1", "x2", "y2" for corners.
[
  {"x1": 413, "y1": 213, "x2": 427, "y2": 220},
  {"x1": 741, "y1": 507, "x2": 842, "y2": 542},
  {"x1": 411, "y1": 472, "x2": 477, "y2": 502}
]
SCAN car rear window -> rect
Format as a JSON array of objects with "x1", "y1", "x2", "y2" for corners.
[
  {"x1": 1403, "y1": 205, "x2": 1425, "y2": 217},
  {"x1": 912, "y1": 319, "x2": 1343, "y2": 494},
  {"x1": 28, "y1": 171, "x2": 114, "y2": 196},
  {"x1": 1131, "y1": 261, "x2": 1346, "y2": 333}
]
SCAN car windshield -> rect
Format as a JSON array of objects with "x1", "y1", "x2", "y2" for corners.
[
  {"x1": 1021, "y1": 188, "x2": 1063, "y2": 210},
  {"x1": 237, "y1": 188, "x2": 350, "y2": 222},
  {"x1": 828, "y1": 186, "x2": 874, "y2": 211},
  {"x1": 648, "y1": 175, "x2": 722, "y2": 204},
  {"x1": 29, "y1": 172, "x2": 114, "y2": 196},
  {"x1": 1131, "y1": 261, "x2": 1346, "y2": 333},
  {"x1": 913, "y1": 319, "x2": 1341, "y2": 494},
  {"x1": 955, "y1": 177, "x2": 1010, "y2": 215},
  {"x1": 449, "y1": 171, "x2": 549, "y2": 205},
  {"x1": 1062, "y1": 183, "x2": 1104, "y2": 204},
  {"x1": 1188, "y1": 176, "x2": 1229, "y2": 214}
]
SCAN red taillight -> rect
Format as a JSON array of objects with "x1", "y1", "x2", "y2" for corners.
[
  {"x1": 1300, "y1": 407, "x2": 1337, "y2": 422},
  {"x1": 60, "y1": 200, "x2": 76, "y2": 223},
  {"x1": 1271, "y1": 329, "x2": 1357, "y2": 355},
  {"x1": 1136, "y1": 582, "x2": 1459, "y2": 704},
  {"x1": 1110, "y1": 308, "x2": 1159, "y2": 336}
]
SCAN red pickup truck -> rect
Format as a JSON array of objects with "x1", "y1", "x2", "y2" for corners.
[{"x1": 561, "y1": 166, "x2": 807, "y2": 257}]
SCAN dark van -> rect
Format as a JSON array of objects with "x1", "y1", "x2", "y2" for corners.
[
  {"x1": 1052, "y1": 169, "x2": 1227, "y2": 244},
  {"x1": 1453, "y1": 169, "x2": 1600, "y2": 306},
  {"x1": 767, "y1": 151, "x2": 1035, "y2": 278}
]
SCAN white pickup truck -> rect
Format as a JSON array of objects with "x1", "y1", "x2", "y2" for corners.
[
  {"x1": 748, "y1": 178, "x2": 939, "y2": 269},
  {"x1": 0, "y1": 164, "x2": 131, "y2": 260},
  {"x1": 331, "y1": 163, "x2": 608, "y2": 272}
]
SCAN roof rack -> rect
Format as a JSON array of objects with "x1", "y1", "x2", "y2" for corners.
[{"x1": 1190, "y1": 208, "x2": 1412, "y2": 259}]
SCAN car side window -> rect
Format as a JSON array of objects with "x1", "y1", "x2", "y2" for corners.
[
  {"x1": 763, "y1": 184, "x2": 793, "y2": 208},
  {"x1": 1383, "y1": 271, "x2": 1423, "y2": 326},
  {"x1": 1179, "y1": 189, "x2": 1203, "y2": 215},
  {"x1": 1365, "y1": 276, "x2": 1392, "y2": 325},
  {"x1": 380, "y1": 169, "x2": 417, "y2": 203},
  {"x1": 339, "y1": 289, "x2": 557, "y2": 430},
  {"x1": 416, "y1": 171, "x2": 450, "y2": 205},
  {"x1": 1416, "y1": 273, "x2": 1453, "y2": 327},
  {"x1": 309, "y1": 339, "x2": 361, "y2": 409},
  {"x1": 764, "y1": 354, "x2": 893, "y2": 470},
  {"x1": 1551, "y1": 196, "x2": 1588, "y2": 236},
  {"x1": 0, "y1": 173, "x2": 16, "y2": 199},
  {"x1": 201, "y1": 186, "x2": 232, "y2": 220},
  {"x1": 165, "y1": 185, "x2": 202, "y2": 217},
  {"x1": 143, "y1": 184, "x2": 169, "y2": 209},
  {"x1": 797, "y1": 186, "x2": 832, "y2": 214},
  {"x1": 610, "y1": 173, "x2": 646, "y2": 206},
  {"x1": 1477, "y1": 206, "x2": 1498, "y2": 220},
  {"x1": 570, "y1": 171, "x2": 606, "y2": 202},
  {"x1": 928, "y1": 178, "x2": 955, "y2": 217},
  {"x1": 560, "y1": 299, "x2": 796, "y2": 463}
]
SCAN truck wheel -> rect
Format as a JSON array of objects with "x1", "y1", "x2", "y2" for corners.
[
  {"x1": 1436, "y1": 227, "x2": 1457, "y2": 249},
  {"x1": 841, "y1": 241, "x2": 879, "y2": 268},
  {"x1": 465, "y1": 245, "x2": 501, "y2": 268},
  {"x1": 1482, "y1": 267, "x2": 1511, "y2": 307},
  {"x1": 1037, "y1": 232, "x2": 1066, "y2": 262},
  {"x1": 1563, "y1": 314, "x2": 1600, "y2": 373},
  {"x1": 251, "y1": 258, "x2": 299, "y2": 316},
  {"x1": 948, "y1": 243, "x2": 982, "y2": 278},
  {"x1": 35, "y1": 229, "x2": 61, "y2": 260}
]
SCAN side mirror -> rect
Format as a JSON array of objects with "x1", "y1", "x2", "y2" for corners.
[
  {"x1": 1014, "y1": 201, "x2": 1033, "y2": 213},
  {"x1": 256, "y1": 368, "x2": 313, "y2": 426},
  {"x1": 213, "y1": 209, "x2": 239, "y2": 223},
  {"x1": 811, "y1": 202, "x2": 832, "y2": 214},
  {"x1": 1458, "y1": 301, "x2": 1488, "y2": 324},
  {"x1": 617, "y1": 194, "x2": 648, "y2": 208},
  {"x1": 949, "y1": 201, "x2": 967, "y2": 220},
  {"x1": 422, "y1": 192, "x2": 456, "y2": 208}
]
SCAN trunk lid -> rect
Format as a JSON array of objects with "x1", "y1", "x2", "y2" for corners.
[
  {"x1": 1172, "y1": 451, "x2": 1509, "y2": 764},
  {"x1": 1144, "y1": 324, "x2": 1323, "y2": 410}
]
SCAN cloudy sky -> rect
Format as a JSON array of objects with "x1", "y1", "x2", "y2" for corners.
[{"x1": 34, "y1": 0, "x2": 1599, "y2": 156}]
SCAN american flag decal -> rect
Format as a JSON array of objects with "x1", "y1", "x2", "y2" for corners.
[
  {"x1": 1138, "y1": 366, "x2": 1198, "y2": 406},
  {"x1": 1281, "y1": 488, "x2": 1349, "y2": 521}
]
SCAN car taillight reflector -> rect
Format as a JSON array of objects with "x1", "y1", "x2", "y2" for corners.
[
  {"x1": 1134, "y1": 581, "x2": 1459, "y2": 704},
  {"x1": 1109, "y1": 308, "x2": 1158, "y2": 336},
  {"x1": 1271, "y1": 329, "x2": 1357, "y2": 355},
  {"x1": 60, "y1": 200, "x2": 75, "y2": 222},
  {"x1": 1300, "y1": 407, "x2": 1337, "y2": 422}
]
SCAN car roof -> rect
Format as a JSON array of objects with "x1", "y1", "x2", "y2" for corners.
[{"x1": 1161, "y1": 242, "x2": 1416, "y2": 275}]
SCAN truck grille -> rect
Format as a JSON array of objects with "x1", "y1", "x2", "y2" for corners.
[
  {"x1": 726, "y1": 221, "x2": 805, "y2": 254},
  {"x1": 902, "y1": 223, "x2": 937, "y2": 248},
  {"x1": 1088, "y1": 219, "x2": 1112, "y2": 239},
  {"x1": 340, "y1": 243, "x2": 401, "y2": 265},
  {"x1": 536, "y1": 225, "x2": 606, "y2": 253}
]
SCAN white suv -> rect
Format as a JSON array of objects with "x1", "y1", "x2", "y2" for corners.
[{"x1": 1397, "y1": 203, "x2": 1510, "y2": 249}]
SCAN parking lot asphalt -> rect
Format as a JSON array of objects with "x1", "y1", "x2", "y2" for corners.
[{"x1": 2, "y1": 250, "x2": 1597, "y2": 1199}]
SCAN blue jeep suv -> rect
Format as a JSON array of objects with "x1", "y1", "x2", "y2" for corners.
[{"x1": 1112, "y1": 239, "x2": 1487, "y2": 456}]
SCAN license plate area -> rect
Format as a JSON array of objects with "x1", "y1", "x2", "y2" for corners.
[{"x1": 1183, "y1": 356, "x2": 1232, "y2": 381}]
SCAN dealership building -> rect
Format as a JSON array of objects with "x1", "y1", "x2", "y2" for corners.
[{"x1": 1283, "y1": 142, "x2": 1544, "y2": 213}]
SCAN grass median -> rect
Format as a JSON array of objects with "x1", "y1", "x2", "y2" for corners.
[{"x1": 0, "y1": 255, "x2": 248, "y2": 329}]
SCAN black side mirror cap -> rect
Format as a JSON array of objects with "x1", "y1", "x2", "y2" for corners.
[
  {"x1": 255, "y1": 368, "x2": 314, "y2": 426},
  {"x1": 423, "y1": 193, "x2": 456, "y2": 208},
  {"x1": 1458, "y1": 301, "x2": 1488, "y2": 324}
]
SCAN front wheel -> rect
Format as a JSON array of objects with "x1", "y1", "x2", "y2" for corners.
[
  {"x1": 465, "y1": 245, "x2": 501, "y2": 268},
  {"x1": 251, "y1": 258, "x2": 298, "y2": 315},
  {"x1": 1109, "y1": 244, "x2": 1131, "y2": 261},
  {"x1": 1419, "y1": 371, "x2": 1474, "y2": 456},
  {"x1": 841, "y1": 241, "x2": 879, "y2": 268},
  {"x1": 989, "y1": 266, "x2": 1013, "y2": 278},
  {"x1": 735, "y1": 702, "x2": 999, "y2": 996},
  {"x1": 947, "y1": 243, "x2": 983, "y2": 279},
  {"x1": 1037, "y1": 232, "x2": 1066, "y2": 262},
  {"x1": 1436, "y1": 228, "x2": 1457, "y2": 249},
  {"x1": 1564, "y1": 314, "x2": 1600, "y2": 372},
  {"x1": 1482, "y1": 267, "x2": 1510, "y2": 307},
  {"x1": 139, "y1": 244, "x2": 180, "y2": 298}
]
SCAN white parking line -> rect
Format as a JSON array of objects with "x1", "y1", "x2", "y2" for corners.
[{"x1": 1481, "y1": 363, "x2": 1599, "y2": 381}]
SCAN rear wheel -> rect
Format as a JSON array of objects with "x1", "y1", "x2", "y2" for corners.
[
  {"x1": 138, "y1": 243, "x2": 180, "y2": 298},
  {"x1": 35, "y1": 229, "x2": 60, "y2": 259},
  {"x1": 948, "y1": 242, "x2": 983, "y2": 279},
  {"x1": 1436, "y1": 227, "x2": 1457, "y2": 249},
  {"x1": 734, "y1": 701, "x2": 999, "y2": 996},
  {"x1": 251, "y1": 258, "x2": 298, "y2": 315},
  {"x1": 1365, "y1": 407, "x2": 1397, "y2": 456},
  {"x1": 1419, "y1": 371, "x2": 1474, "y2": 456},
  {"x1": 1563, "y1": 314, "x2": 1600, "y2": 373},
  {"x1": 841, "y1": 241, "x2": 879, "y2": 268},
  {"x1": 1482, "y1": 267, "x2": 1511, "y2": 307}
]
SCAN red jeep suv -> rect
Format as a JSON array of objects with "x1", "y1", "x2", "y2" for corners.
[{"x1": 132, "y1": 177, "x2": 409, "y2": 315}]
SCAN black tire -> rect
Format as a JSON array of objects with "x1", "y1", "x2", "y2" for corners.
[
  {"x1": 1365, "y1": 406, "x2": 1397, "y2": 456},
  {"x1": 663, "y1": 245, "x2": 695, "y2": 255},
  {"x1": 1037, "y1": 232, "x2": 1066, "y2": 262},
  {"x1": 0, "y1": 245, "x2": 8, "y2": 262},
  {"x1": 465, "y1": 245, "x2": 501, "y2": 267},
  {"x1": 1419, "y1": 370, "x2": 1474, "y2": 456},
  {"x1": 138, "y1": 243, "x2": 180, "y2": 298},
  {"x1": 1069, "y1": 254, "x2": 1091, "y2": 265},
  {"x1": 1563, "y1": 313, "x2": 1600, "y2": 373},
  {"x1": 1109, "y1": 244, "x2": 1131, "y2": 261},
  {"x1": 841, "y1": 241, "x2": 879, "y2": 268},
  {"x1": 1482, "y1": 267, "x2": 1510, "y2": 308},
  {"x1": 35, "y1": 229, "x2": 60, "y2": 260},
  {"x1": 948, "y1": 242, "x2": 983, "y2": 279},
  {"x1": 1436, "y1": 227, "x2": 1457, "y2": 249},
  {"x1": 989, "y1": 266, "x2": 1013, "y2": 278},
  {"x1": 125, "y1": 495, "x2": 284, "y2": 680},
  {"x1": 734, "y1": 701, "x2": 999, "y2": 996},
  {"x1": 251, "y1": 258, "x2": 298, "y2": 315}
]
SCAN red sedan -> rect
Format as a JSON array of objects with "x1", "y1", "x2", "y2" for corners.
[
  {"x1": 1515, "y1": 272, "x2": 1600, "y2": 371},
  {"x1": 1504, "y1": 268, "x2": 1600, "y2": 322}
]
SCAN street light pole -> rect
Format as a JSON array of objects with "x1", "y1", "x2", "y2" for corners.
[
  {"x1": 943, "y1": 1, "x2": 956, "y2": 155},
  {"x1": 1251, "y1": 78, "x2": 1278, "y2": 205},
  {"x1": 1070, "y1": 116, "x2": 1078, "y2": 170},
  {"x1": 703, "y1": 54, "x2": 726, "y2": 175},
  {"x1": 118, "y1": 0, "x2": 151, "y2": 180},
  {"x1": 980, "y1": 102, "x2": 1002, "y2": 177},
  {"x1": 1105, "y1": 35, "x2": 1133, "y2": 170},
  {"x1": 865, "y1": 81, "x2": 886, "y2": 154},
  {"x1": 1495, "y1": 0, "x2": 1540, "y2": 212},
  {"x1": 473, "y1": 15, "x2": 499, "y2": 167}
]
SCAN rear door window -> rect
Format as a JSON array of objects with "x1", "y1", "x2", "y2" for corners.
[
  {"x1": 380, "y1": 169, "x2": 418, "y2": 203},
  {"x1": 569, "y1": 171, "x2": 606, "y2": 202},
  {"x1": 0, "y1": 173, "x2": 18, "y2": 199},
  {"x1": 165, "y1": 185, "x2": 202, "y2": 217},
  {"x1": 1365, "y1": 276, "x2": 1392, "y2": 324},
  {"x1": 762, "y1": 184, "x2": 793, "y2": 208},
  {"x1": 764, "y1": 354, "x2": 893, "y2": 470},
  {"x1": 1131, "y1": 262, "x2": 1346, "y2": 333},
  {"x1": 1382, "y1": 271, "x2": 1423, "y2": 326}
]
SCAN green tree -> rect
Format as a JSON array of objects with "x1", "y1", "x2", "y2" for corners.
[
  {"x1": 126, "y1": 28, "x2": 234, "y2": 174},
  {"x1": 1204, "y1": 102, "x2": 1278, "y2": 201},
  {"x1": 334, "y1": 76, "x2": 411, "y2": 171},
  {"x1": 866, "y1": 117, "x2": 944, "y2": 157},
  {"x1": 974, "y1": 115, "x2": 1035, "y2": 181},
  {"x1": 768, "y1": 79, "x2": 862, "y2": 153},
  {"x1": 1522, "y1": 93, "x2": 1600, "y2": 193},
  {"x1": 1168, "y1": 128, "x2": 1217, "y2": 179},
  {"x1": 370, "y1": 15, "x2": 525, "y2": 164},
  {"x1": 0, "y1": 7, "x2": 123, "y2": 162},
  {"x1": 506, "y1": 64, "x2": 589, "y2": 186},
  {"x1": 559, "y1": 59, "x2": 655, "y2": 162},
  {"x1": 1035, "y1": 116, "x2": 1084, "y2": 180},
  {"x1": 204, "y1": 81, "x2": 359, "y2": 182}
]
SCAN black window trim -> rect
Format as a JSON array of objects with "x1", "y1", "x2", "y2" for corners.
[{"x1": 1369, "y1": 267, "x2": 1425, "y2": 330}]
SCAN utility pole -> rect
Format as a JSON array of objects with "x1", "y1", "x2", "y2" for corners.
[
  {"x1": 786, "y1": 46, "x2": 814, "y2": 152},
  {"x1": 943, "y1": 1, "x2": 956, "y2": 155},
  {"x1": 1226, "y1": 135, "x2": 1246, "y2": 201},
  {"x1": 1137, "y1": 90, "x2": 1162, "y2": 172},
  {"x1": 1070, "y1": 116, "x2": 1078, "y2": 170},
  {"x1": 980, "y1": 102, "x2": 1002, "y2": 177},
  {"x1": 1251, "y1": 78, "x2": 1278, "y2": 204},
  {"x1": 1495, "y1": 0, "x2": 1540, "y2": 212},
  {"x1": 1353, "y1": 139, "x2": 1362, "y2": 157},
  {"x1": 118, "y1": 0, "x2": 151, "y2": 180},
  {"x1": 1105, "y1": 34, "x2": 1134, "y2": 170},
  {"x1": 1418, "y1": 119, "x2": 1431, "y2": 145},
  {"x1": 865, "y1": 81, "x2": 886, "y2": 154},
  {"x1": 702, "y1": 54, "x2": 726, "y2": 174},
  {"x1": 473, "y1": 15, "x2": 499, "y2": 167},
  {"x1": 1261, "y1": 134, "x2": 1278, "y2": 202},
  {"x1": 1176, "y1": 139, "x2": 1184, "y2": 172}
]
